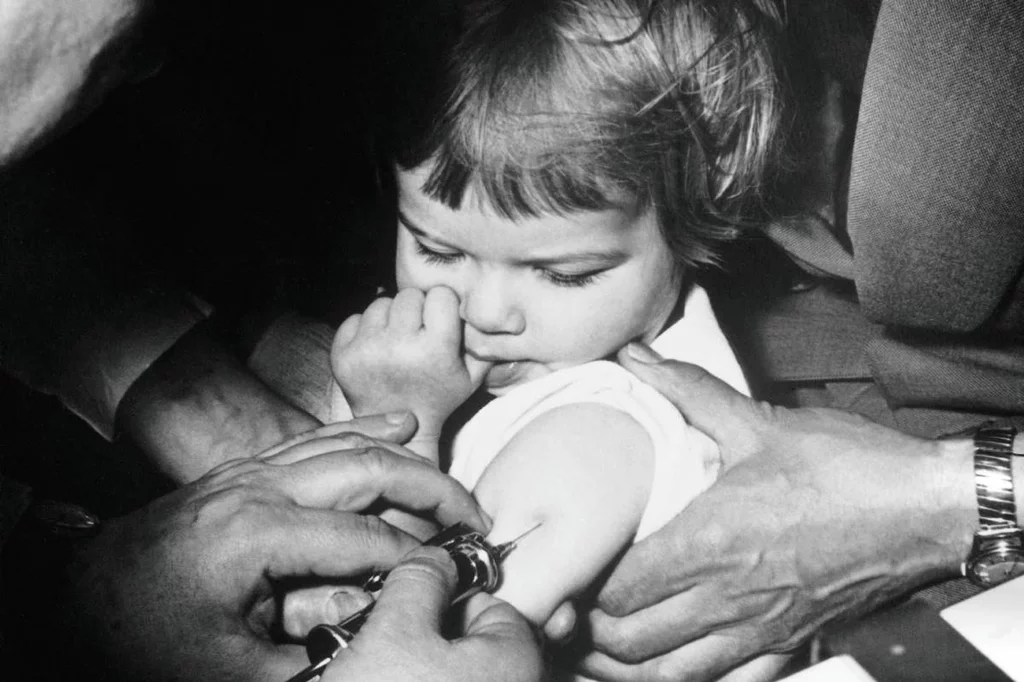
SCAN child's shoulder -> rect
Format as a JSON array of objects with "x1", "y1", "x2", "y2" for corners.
[
  {"x1": 450, "y1": 358, "x2": 704, "y2": 499},
  {"x1": 451, "y1": 360, "x2": 675, "y2": 464},
  {"x1": 498, "y1": 359, "x2": 666, "y2": 412}
]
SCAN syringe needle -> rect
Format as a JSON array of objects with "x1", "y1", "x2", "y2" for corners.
[{"x1": 492, "y1": 522, "x2": 543, "y2": 560}]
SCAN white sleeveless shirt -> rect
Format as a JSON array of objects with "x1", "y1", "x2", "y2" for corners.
[{"x1": 448, "y1": 285, "x2": 749, "y2": 541}]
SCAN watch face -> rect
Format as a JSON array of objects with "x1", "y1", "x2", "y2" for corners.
[{"x1": 970, "y1": 554, "x2": 1024, "y2": 586}]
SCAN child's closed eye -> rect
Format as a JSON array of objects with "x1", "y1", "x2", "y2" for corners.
[
  {"x1": 537, "y1": 267, "x2": 606, "y2": 288},
  {"x1": 415, "y1": 240, "x2": 465, "y2": 265},
  {"x1": 417, "y1": 238, "x2": 606, "y2": 288}
]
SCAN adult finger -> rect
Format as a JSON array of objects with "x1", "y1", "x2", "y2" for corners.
[
  {"x1": 254, "y1": 506, "x2": 422, "y2": 580},
  {"x1": 282, "y1": 585, "x2": 373, "y2": 639},
  {"x1": 593, "y1": 513, "x2": 702, "y2": 616},
  {"x1": 264, "y1": 433, "x2": 422, "y2": 467},
  {"x1": 271, "y1": 449, "x2": 488, "y2": 529},
  {"x1": 587, "y1": 586, "x2": 721, "y2": 664},
  {"x1": 258, "y1": 413, "x2": 417, "y2": 460},
  {"x1": 542, "y1": 601, "x2": 578, "y2": 644},
  {"x1": 461, "y1": 593, "x2": 545, "y2": 680},
  {"x1": 368, "y1": 551, "x2": 543, "y2": 682},
  {"x1": 390, "y1": 288, "x2": 426, "y2": 332},
  {"x1": 617, "y1": 343, "x2": 766, "y2": 458},
  {"x1": 422, "y1": 286, "x2": 462, "y2": 346},
  {"x1": 464, "y1": 600, "x2": 541, "y2": 651},
  {"x1": 596, "y1": 475, "x2": 767, "y2": 620},
  {"x1": 364, "y1": 547, "x2": 455, "y2": 639},
  {"x1": 577, "y1": 631, "x2": 758, "y2": 682}
]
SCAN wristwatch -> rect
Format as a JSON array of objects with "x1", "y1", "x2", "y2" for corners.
[{"x1": 962, "y1": 425, "x2": 1024, "y2": 588}]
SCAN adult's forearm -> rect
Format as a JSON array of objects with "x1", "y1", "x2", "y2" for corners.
[
  {"x1": 117, "y1": 322, "x2": 320, "y2": 484},
  {"x1": 0, "y1": 0, "x2": 151, "y2": 167}
]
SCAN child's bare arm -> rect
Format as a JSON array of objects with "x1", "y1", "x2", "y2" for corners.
[
  {"x1": 472, "y1": 402, "x2": 655, "y2": 625},
  {"x1": 331, "y1": 286, "x2": 491, "y2": 463}
]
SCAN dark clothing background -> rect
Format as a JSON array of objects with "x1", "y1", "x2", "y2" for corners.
[
  {"x1": 1, "y1": 4, "x2": 412, "y2": 676},
  {"x1": 716, "y1": 0, "x2": 1024, "y2": 440}
]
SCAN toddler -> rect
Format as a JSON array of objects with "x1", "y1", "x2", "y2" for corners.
[{"x1": 256, "y1": 0, "x2": 790, "y2": 678}]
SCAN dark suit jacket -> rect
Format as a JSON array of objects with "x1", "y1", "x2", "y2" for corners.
[{"x1": 724, "y1": 0, "x2": 1024, "y2": 437}]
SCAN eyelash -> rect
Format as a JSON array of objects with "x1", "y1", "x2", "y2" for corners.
[
  {"x1": 414, "y1": 241, "x2": 605, "y2": 288},
  {"x1": 415, "y1": 241, "x2": 464, "y2": 265},
  {"x1": 541, "y1": 270, "x2": 603, "y2": 288}
]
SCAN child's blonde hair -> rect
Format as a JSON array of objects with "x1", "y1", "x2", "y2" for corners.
[{"x1": 390, "y1": 0, "x2": 783, "y2": 266}]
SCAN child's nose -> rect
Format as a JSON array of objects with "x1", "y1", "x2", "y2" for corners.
[{"x1": 459, "y1": 269, "x2": 525, "y2": 335}]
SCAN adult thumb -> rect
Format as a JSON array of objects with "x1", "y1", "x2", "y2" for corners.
[
  {"x1": 368, "y1": 547, "x2": 455, "y2": 638},
  {"x1": 257, "y1": 412, "x2": 418, "y2": 460},
  {"x1": 617, "y1": 342, "x2": 764, "y2": 450}
]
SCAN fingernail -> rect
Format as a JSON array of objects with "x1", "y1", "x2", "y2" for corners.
[
  {"x1": 626, "y1": 341, "x2": 663, "y2": 364},
  {"x1": 385, "y1": 411, "x2": 412, "y2": 425}
]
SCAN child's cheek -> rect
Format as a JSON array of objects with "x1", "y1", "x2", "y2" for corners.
[
  {"x1": 394, "y1": 254, "x2": 422, "y2": 290},
  {"x1": 397, "y1": 261, "x2": 461, "y2": 298}
]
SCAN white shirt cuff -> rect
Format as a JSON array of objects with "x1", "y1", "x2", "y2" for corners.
[{"x1": 57, "y1": 290, "x2": 212, "y2": 440}]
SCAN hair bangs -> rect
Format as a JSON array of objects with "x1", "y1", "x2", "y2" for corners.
[
  {"x1": 421, "y1": 119, "x2": 643, "y2": 219},
  {"x1": 392, "y1": 0, "x2": 784, "y2": 267},
  {"x1": 417, "y1": 3, "x2": 650, "y2": 219}
]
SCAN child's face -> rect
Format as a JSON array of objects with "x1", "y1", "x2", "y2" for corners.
[{"x1": 395, "y1": 164, "x2": 683, "y2": 395}]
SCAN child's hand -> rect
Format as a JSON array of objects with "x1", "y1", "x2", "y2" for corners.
[{"x1": 331, "y1": 286, "x2": 492, "y2": 444}]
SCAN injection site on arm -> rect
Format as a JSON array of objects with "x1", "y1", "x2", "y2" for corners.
[{"x1": 471, "y1": 402, "x2": 655, "y2": 624}]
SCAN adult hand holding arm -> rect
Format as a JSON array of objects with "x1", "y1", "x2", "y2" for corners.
[
  {"x1": 67, "y1": 414, "x2": 529, "y2": 682},
  {"x1": 579, "y1": 342, "x2": 984, "y2": 681}
]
